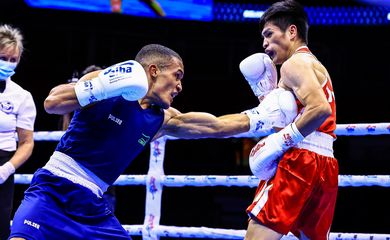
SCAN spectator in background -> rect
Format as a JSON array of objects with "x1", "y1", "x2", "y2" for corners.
[{"x1": 0, "y1": 24, "x2": 36, "y2": 240}]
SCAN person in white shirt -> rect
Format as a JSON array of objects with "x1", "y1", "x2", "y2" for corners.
[{"x1": 0, "y1": 24, "x2": 36, "y2": 240}]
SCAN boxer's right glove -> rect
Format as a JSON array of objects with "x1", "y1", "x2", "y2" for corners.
[
  {"x1": 239, "y1": 53, "x2": 277, "y2": 101},
  {"x1": 74, "y1": 60, "x2": 148, "y2": 107},
  {"x1": 249, "y1": 122, "x2": 304, "y2": 180}
]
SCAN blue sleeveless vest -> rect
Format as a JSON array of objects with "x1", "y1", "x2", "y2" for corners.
[{"x1": 55, "y1": 97, "x2": 164, "y2": 184}]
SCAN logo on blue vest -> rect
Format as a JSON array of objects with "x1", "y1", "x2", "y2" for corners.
[
  {"x1": 108, "y1": 114, "x2": 123, "y2": 125},
  {"x1": 23, "y1": 219, "x2": 40, "y2": 230},
  {"x1": 138, "y1": 133, "x2": 151, "y2": 146}
]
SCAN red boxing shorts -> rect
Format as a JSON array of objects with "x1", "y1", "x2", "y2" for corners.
[{"x1": 246, "y1": 147, "x2": 338, "y2": 240}]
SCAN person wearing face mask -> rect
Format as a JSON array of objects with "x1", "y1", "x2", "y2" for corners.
[{"x1": 0, "y1": 24, "x2": 36, "y2": 240}]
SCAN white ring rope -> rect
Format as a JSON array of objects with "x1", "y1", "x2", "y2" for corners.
[
  {"x1": 15, "y1": 123, "x2": 390, "y2": 239},
  {"x1": 334, "y1": 123, "x2": 390, "y2": 136},
  {"x1": 14, "y1": 174, "x2": 390, "y2": 187},
  {"x1": 122, "y1": 225, "x2": 390, "y2": 240},
  {"x1": 31, "y1": 123, "x2": 390, "y2": 141}
]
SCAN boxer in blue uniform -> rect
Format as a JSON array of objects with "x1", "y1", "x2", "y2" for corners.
[{"x1": 9, "y1": 44, "x2": 294, "y2": 240}]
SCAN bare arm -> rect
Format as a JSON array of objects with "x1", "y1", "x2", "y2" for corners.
[
  {"x1": 279, "y1": 55, "x2": 331, "y2": 136},
  {"x1": 44, "y1": 71, "x2": 101, "y2": 115},
  {"x1": 156, "y1": 107, "x2": 250, "y2": 139},
  {"x1": 9, "y1": 128, "x2": 34, "y2": 169}
]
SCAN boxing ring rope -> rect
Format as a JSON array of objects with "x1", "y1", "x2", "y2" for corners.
[
  {"x1": 15, "y1": 123, "x2": 390, "y2": 239},
  {"x1": 14, "y1": 174, "x2": 390, "y2": 187}
]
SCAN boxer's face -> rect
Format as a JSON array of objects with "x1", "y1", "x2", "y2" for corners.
[
  {"x1": 261, "y1": 22, "x2": 292, "y2": 65},
  {"x1": 150, "y1": 57, "x2": 184, "y2": 109}
]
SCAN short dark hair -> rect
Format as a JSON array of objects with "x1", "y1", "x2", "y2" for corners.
[
  {"x1": 82, "y1": 65, "x2": 102, "y2": 75},
  {"x1": 135, "y1": 44, "x2": 182, "y2": 70},
  {"x1": 260, "y1": 0, "x2": 309, "y2": 44}
]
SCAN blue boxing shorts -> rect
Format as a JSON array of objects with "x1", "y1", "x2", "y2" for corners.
[{"x1": 9, "y1": 168, "x2": 130, "y2": 240}]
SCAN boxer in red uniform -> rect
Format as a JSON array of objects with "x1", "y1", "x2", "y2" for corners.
[{"x1": 245, "y1": 1, "x2": 338, "y2": 239}]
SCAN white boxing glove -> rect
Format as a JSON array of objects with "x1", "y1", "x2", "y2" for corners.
[
  {"x1": 239, "y1": 53, "x2": 277, "y2": 100},
  {"x1": 242, "y1": 88, "x2": 297, "y2": 133},
  {"x1": 0, "y1": 162, "x2": 15, "y2": 184},
  {"x1": 278, "y1": 90, "x2": 298, "y2": 125},
  {"x1": 249, "y1": 122, "x2": 304, "y2": 180},
  {"x1": 74, "y1": 60, "x2": 148, "y2": 107}
]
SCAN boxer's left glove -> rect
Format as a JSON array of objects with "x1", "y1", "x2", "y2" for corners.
[
  {"x1": 74, "y1": 60, "x2": 148, "y2": 107},
  {"x1": 239, "y1": 53, "x2": 277, "y2": 101},
  {"x1": 249, "y1": 122, "x2": 304, "y2": 180},
  {"x1": 0, "y1": 162, "x2": 15, "y2": 184},
  {"x1": 242, "y1": 88, "x2": 297, "y2": 133}
]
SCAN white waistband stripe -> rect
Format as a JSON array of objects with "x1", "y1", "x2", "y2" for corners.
[
  {"x1": 295, "y1": 131, "x2": 334, "y2": 158},
  {"x1": 43, "y1": 151, "x2": 109, "y2": 197}
]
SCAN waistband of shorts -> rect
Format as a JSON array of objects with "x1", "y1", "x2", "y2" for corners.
[
  {"x1": 295, "y1": 131, "x2": 334, "y2": 158},
  {"x1": 43, "y1": 151, "x2": 109, "y2": 197}
]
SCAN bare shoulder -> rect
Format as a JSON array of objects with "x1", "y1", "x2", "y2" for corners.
[
  {"x1": 155, "y1": 107, "x2": 182, "y2": 138},
  {"x1": 165, "y1": 107, "x2": 181, "y2": 118},
  {"x1": 163, "y1": 107, "x2": 182, "y2": 125},
  {"x1": 280, "y1": 54, "x2": 317, "y2": 89},
  {"x1": 281, "y1": 54, "x2": 312, "y2": 73}
]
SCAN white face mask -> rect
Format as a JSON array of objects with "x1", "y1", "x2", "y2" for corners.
[{"x1": 0, "y1": 59, "x2": 17, "y2": 80}]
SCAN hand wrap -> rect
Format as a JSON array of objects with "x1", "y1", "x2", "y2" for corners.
[{"x1": 0, "y1": 162, "x2": 15, "y2": 184}]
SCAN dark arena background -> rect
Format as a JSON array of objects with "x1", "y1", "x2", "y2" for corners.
[{"x1": 1, "y1": 0, "x2": 390, "y2": 239}]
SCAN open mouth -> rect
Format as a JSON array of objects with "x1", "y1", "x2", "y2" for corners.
[
  {"x1": 169, "y1": 94, "x2": 175, "y2": 103},
  {"x1": 265, "y1": 50, "x2": 275, "y2": 59},
  {"x1": 171, "y1": 92, "x2": 178, "y2": 99}
]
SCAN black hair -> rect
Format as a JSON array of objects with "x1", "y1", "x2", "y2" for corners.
[
  {"x1": 259, "y1": 0, "x2": 309, "y2": 44},
  {"x1": 135, "y1": 44, "x2": 182, "y2": 70}
]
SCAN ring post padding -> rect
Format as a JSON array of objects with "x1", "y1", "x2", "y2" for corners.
[{"x1": 143, "y1": 137, "x2": 167, "y2": 240}]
